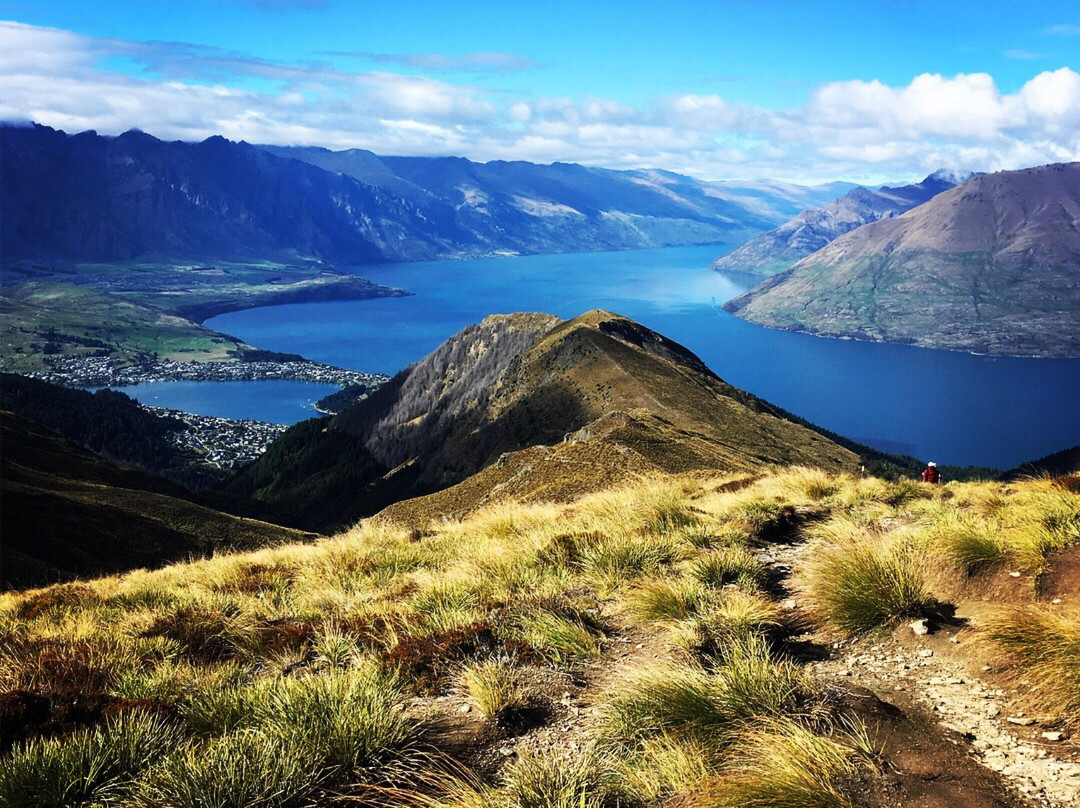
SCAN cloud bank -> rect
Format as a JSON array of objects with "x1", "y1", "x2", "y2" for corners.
[{"x1": 1, "y1": 20, "x2": 1077, "y2": 183}]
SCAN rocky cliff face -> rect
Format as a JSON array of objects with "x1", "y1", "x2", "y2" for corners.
[
  {"x1": 711, "y1": 170, "x2": 969, "y2": 276},
  {"x1": 724, "y1": 163, "x2": 1080, "y2": 357}
]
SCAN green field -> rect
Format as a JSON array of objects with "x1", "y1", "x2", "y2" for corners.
[{"x1": 0, "y1": 261, "x2": 408, "y2": 372}]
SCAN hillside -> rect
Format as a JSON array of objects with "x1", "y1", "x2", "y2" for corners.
[
  {"x1": 0, "y1": 124, "x2": 833, "y2": 267},
  {"x1": 711, "y1": 169, "x2": 970, "y2": 276},
  {"x1": 0, "y1": 373, "x2": 223, "y2": 489},
  {"x1": 2, "y1": 468, "x2": 1077, "y2": 806},
  {"x1": 0, "y1": 411, "x2": 315, "y2": 590},
  {"x1": 228, "y1": 310, "x2": 861, "y2": 531},
  {"x1": 726, "y1": 163, "x2": 1080, "y2": 357}
]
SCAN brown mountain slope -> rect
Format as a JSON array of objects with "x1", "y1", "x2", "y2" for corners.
[
  {"x1": 232, "y1": 310, "x2": 861, "y2": 531},
  {"x1": 725, "y1": 162, "x2": 1080, "y2": 357},
  {"x1": 344, "y1": 309, "x2": 860, "y2": 524},
  {"x1": 0, "y1": 412, "x2": 315, "y2": 590}
]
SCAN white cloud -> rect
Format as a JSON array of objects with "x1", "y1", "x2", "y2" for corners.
[{"x1": 1, "y1": 20, "x2": 1078, "y2": 183}]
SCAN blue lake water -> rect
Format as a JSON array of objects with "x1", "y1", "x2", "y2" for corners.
[
  {"x1": 96, "y1": 379, "x2": 339, "y2": 423},
  {"x1": 144, "y1": 243, "x2": 1076, "y2": 470}
]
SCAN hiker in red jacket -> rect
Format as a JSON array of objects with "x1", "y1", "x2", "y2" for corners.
[{"x1": 921, "y1": 462, "x2": 940, "y2": 484}]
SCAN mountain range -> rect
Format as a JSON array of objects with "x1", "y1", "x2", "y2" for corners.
[
  {"x1": 725, "y1": 163, "x2": 1080, "y2": 357},
  {"x1": 710, "y1": 169, "x2": 972, "y2": 276},
  {"x1": 1, "y1": 124, "x2": 853, "y2": 266}
]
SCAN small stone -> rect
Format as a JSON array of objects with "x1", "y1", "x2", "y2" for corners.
[
  {"x1": 910, "y1": 618, "x2": 930, "y2": 636},
  {"x1": 635, "y1": 643, "x2": 644, "y2": 649},
  {"x1": 1009, "y1": 571, "x2": 1022, "y2": 577},
  {"x1": 949, "y1": 636, "x2": 959, "y2": 644},
  {"x1": 838, "y1": 670, "x2": 853, "y2": 676},
  {"x1": 929, "y1": 677, "x2": 945, "y2": 685},
  {"x1": 499, "y1": 746, "x2": 515, "y2": 757},
  {"x1": 1051, "y1": 598, "x2": 1063, "y2": 605},
  {"x1": 1007, "y1": 717, "x2": 1036, "y2": 726},
  {"x1": 459, "y1": 704, "x2": 472, "y2": 713},
  {"x1": 946, "y1": 677, "x2": 965, "y2": 685},
  {"x1": 981, "y1": 665, "x2": 992, "y2": 672},
  {"x1": 1041, "y1": 732, "x2": 1065, "y2": 742},
  {"x1": 918, "y1": 649, "x2": 934, "y2": 658},
  {"x1": 783, "y1": 599, "x2": 798, "y2": 609}
]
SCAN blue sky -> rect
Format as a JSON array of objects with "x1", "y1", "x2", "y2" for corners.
[{"x1": 1, "y1": 0, "x2": 1077, "y2": 182}]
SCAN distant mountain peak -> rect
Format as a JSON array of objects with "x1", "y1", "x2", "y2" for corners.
[
  {"x1": 712, "y1": 170, "x2": 970, "y2": 276},
  {"x1": 725, "y1": 162, "x2": 1080, "y2": 358}
]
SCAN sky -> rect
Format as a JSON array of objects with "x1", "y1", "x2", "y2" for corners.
[{"x1": 1, "y1": 0, "x2": 1078, "y2": 184}]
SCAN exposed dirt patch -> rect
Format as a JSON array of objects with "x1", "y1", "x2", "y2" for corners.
[
  {"x1": 1038, "y1": 547, "x2": 1080, "y2": 602},
  {"x1": 0, "y1": 689, "x2": 174, "y2": 751},
  {"x1": 766, "y1": 538, "x2": 1080, "y2": 807}
]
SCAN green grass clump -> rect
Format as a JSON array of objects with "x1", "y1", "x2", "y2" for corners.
[
  {"x1": 626, "y1": 578, "x2": 703, "y2": 622},
  {"x1": 0, "y1": 712, "x2": 182, "y2": 808},
  {"x1": 926, "y1": 510, "x2": 1007, "y2": 574},
  {"x1": 803, "y1": 531, "x2": 930, "y2": 633},
  {"x1": 514, "y1": 609, "x2": 600, "y2": 661},
  {"x1": 691, "y1": 546, "x2": 767, "y2": 591},
  {"x1": 503, "y1": 745, "x2": 614, "y2": 808},
  {"x1": 139, "y1": 729, "x2": 312, "y2": 808},
  {"x1": 256, "y1": 663, "x2": 418, "y2": 776},
  {"x1": 708, "y1": 719, "x2": 867, "y2": 808},
  {"x1": 612, "y1": 734, "x2": 713, "y2": 803},
  {"x1": 980, "y1": 607, "x2": 1080, "y2": 716},
  {"x1": 578, "y1": 534, "x2": 685, "y2": 585},
  {"x1": 459, "y1": 657, "x2": 527, "y2": 719},
  {"x1": 180, "y1": 671, "x2": 262, "y2": 738},
  {"x1": 598, "y1": 636, "x2": 818, "y2": 750},
  {"x1": 678, "y1": 590, "x2": 788, "y2": 654}
]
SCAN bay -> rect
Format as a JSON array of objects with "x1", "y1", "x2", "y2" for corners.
[
  {"x1": 94, "y1": 379, "x2": 339, "y2": 424},
  {"x1": 194, "y1": 244, "x2": 1079, "y2": 469}
]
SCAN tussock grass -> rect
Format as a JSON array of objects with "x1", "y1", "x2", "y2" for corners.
[
  {"x1": 0, "y1": 712, "x2": 182, "y2": 808},
  {"x1": 707, "y1": 718, "x2": 869, "y2": 808},
  {"x1": 514, "y1": 608, "x2": 600, "y2": 661},
  {"x1": 258, "y1": 663, "x2": 418, "y2": 776},
  {"x1": 613, "y1": 734, "x2": 713, "y2": 803},
  {"x1": 675, "y1": 590, "x2": 788, "y2": 654},
  {"x1": 801, "y1": 525, "x2": 930, "y2": 634},
  {"x1": 597, "y1": 635, "x2": 819, "y2": 751},
  {"x1": 3, "y1": 469, "x2": 1073, "y2": 806},
  {"x1": 139, "y1": 729, "x2": 313, "y2": 808},
  {"x1": 626, "y1": 578, "x2": 704, "y2": 622},
  {"x1": 503, "y1": 744, "x2": 614, "y2": 808},
  {"x1": 690, "y1": 546, "x2": 767, "y2": 590},
  {"x1": 980, "y1": 607, "x2": 1080, "y2": 716},
  {"x1": 924, "y1": 509, "x2": 1007, "y2": 573},
  {"x1": 459, "y1": 657, "x2": 527, "y2": 719}
]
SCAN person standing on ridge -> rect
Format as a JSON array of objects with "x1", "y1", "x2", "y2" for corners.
[{"x1": 921, "y1": 462, "x2": 940, "y2": 484}]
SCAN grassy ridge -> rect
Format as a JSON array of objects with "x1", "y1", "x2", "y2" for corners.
[{"x1": 2, "y1": 468, "x2": 1076, "y2": 806}]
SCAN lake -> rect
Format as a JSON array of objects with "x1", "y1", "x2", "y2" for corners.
[
  {"x1": 137, "y1": 244, "x2": 1077, "y2": 470},
  {"x1": 96, "y1": 379, "x2": 340, "y2": 424}
]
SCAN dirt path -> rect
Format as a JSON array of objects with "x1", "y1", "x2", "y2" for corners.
[{"x1": 761, "y1": 540, "x2": 1080, "y2": 808}]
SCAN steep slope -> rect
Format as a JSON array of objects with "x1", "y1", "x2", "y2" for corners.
[
  {"x1": 725, "y1": 163, "x2": 1080, "y2": 357},
  {"x1": 0, "y1": 124, "x2": 465, "y2": 264},
  {"x1": 711, "y1": 170, "x2": 970, "y2": 276},
  {"x1": 0, "y1": 412, "x2": 314, "y2": 590},
  {"x1": 2, "y1": 124, "x2": 820, "y2": 266},
  {"x1": 0, "y1": 373, "x2": 220, "y2": 489},
  {"x1": 228, "y1": 310, "x2": 861, "y2": 530}
]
